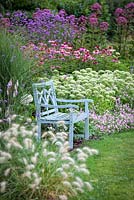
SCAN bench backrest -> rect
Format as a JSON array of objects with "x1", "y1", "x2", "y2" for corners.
[{"x1": 32, "y1": 80, "x2": 58, "y2": 117}]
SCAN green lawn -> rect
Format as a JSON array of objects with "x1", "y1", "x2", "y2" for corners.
[{"x1": 72, "y1": 131, "x2": 134, "y2": 200}]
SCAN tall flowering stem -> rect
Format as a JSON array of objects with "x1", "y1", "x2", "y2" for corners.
[
  {"x1": 86, "y1": 3, "x2": 109, "y2": 50},
  {"x1": 115, "y1": 2, "x2": 134, "y2": 58}
]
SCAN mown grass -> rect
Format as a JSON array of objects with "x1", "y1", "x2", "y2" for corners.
[{"x1": 71, "y1": 131, "x2": 134, "y2": 200}]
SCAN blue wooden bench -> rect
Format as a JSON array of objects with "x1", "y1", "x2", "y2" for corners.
[{"x1": 32, "y1": 80, "x2": 93, "y2": 149}]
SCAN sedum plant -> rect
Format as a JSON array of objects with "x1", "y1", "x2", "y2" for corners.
[
  {"x1": 0, "y1": 122, "x2": 98, "y2": 200},
  {"x1": 50, "y1": 68, "x2": 134, "y2": 113}
]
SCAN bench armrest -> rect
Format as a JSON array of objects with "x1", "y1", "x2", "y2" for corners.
[{"x1": 41, "y1": 104, "x2": 79, "y2": 109}]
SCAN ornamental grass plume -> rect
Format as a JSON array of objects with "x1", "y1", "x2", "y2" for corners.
[{"x1": 0, "y1": 121, "x2": 98, "y2": 200}]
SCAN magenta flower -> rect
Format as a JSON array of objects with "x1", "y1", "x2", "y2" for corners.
[
  {"x1": 112, "y1": 58, "x2": 119, "y2": 63},
  {"x1": 100, "y1": 22, "x2": 109, "y2": 31},
  {"x1": 90, "y1": 13, "x2": 97, "y2": 18},
  {"x1": 89, "y1": 17, "x2": 98, "y2": 27},
  {"x1": 125, "y1": 2, "x2": 134, "y2": 20},
  {"x1": 114, "y1": 8, "x2": 125, "y2": 17},
  {"x1": 58, "y1": 9, "x2": 67, "y2": 17},
  {"x1": 116, "y1": 16, "x2": 128, "y2": 26},
  {"x1": 125, "y1": 2, "x2": 134, "y2": 9},
  {"x1": 91, "y1": 3, "x2": 102, "y2": 11},
  {"x1": 0, "y1": 17, "x2": 10, "y2": 27}
]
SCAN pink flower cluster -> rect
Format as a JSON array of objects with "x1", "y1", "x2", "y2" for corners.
[
  {"x1": 21, "y1": 42, "x2": 119, "y2": 67},
  {"x1": 90, "y1": 100, "x2": 134, "y2": 134},
  {"x1": 93, "y1": 46, "x2": 117, "y2": 56}
]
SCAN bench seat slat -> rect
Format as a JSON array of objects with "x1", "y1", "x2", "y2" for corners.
[{"x1": 41, "y1": 112, "x2": 88, "y2": 123}]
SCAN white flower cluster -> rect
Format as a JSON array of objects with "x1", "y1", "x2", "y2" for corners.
[{"x1": 52, "y1": 68, "x2": 134, "y2": 112}]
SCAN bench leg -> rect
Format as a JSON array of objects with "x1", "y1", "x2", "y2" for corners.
[
  {"x1": 84, "y1": 117, "x2": 89, "y2": 140},
  {"x1": 37, "y1": 121, "x2": 41, "y2": 140},
  {"x1": 69, "y1": 123, "x2": 74, "y2": 149}
]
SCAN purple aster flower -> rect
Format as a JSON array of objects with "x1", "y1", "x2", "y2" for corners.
[
  {"x1": 58, "y1": 9, "x2": 67, "y2": 17},
  {"x1": 100, "y1": 22, "x2": 109, "y2": 31}
]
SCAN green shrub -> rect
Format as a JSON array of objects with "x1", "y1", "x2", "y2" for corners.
[
  {"x1": 0, "y1": 0, "x2": 58, "y2": 11},
  {"x1": 57, "y1": 0, "x2": 93, "y2": 17}
]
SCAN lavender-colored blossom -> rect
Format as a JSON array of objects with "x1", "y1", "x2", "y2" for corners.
[
  {"x1": 10, "y1": 11, "x2": 28, "y2": 27},
  {"x1": 5, "y1": 12, "x2": 10, "y2": 17},
  {"x1": 116, "y1": 16, "x2": 128, "y2": 26},
  {"x1": 4, "y1": 9, "x2": 87, "y2": 45},
  {"x1": 100, "y1": 22, "x2": 109, "y2": 31},
  {"x1": 7, "y1": 80, "x2": 12, "y2": 89},
  {"x1": 58, "y1": 9, "x2": 67, "y2": 17},
  {"x1": 91, "y1": 3, "x2": 102, "y2": 11}
]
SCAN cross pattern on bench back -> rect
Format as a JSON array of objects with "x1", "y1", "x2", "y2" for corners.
[{"x1": 32, "y1": 80, "x2": 93, "y2": 149}]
